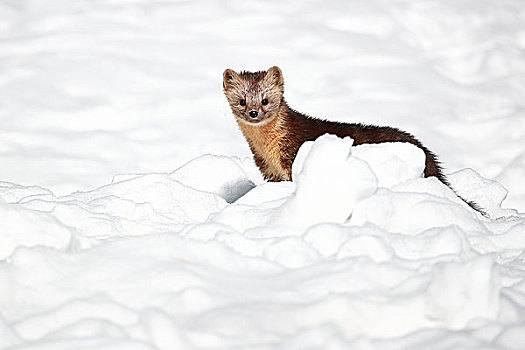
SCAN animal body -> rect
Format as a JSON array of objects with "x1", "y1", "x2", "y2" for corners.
[{"x1": 223, "y1": 66, "x2": 483, "y2": 214}]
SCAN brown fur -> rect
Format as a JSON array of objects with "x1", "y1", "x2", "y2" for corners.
[{"x1": 223, "y1": 66, "x2": 484, "y2": 215}]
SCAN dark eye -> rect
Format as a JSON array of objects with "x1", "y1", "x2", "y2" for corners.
[
  {"x1": 262, "y1": 98, "x2": 268, "y2": 105},
  {"x1": 240, "y1": 99, "x2": 246, "y2": 106}
]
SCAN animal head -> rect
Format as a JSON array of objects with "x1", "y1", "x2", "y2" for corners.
[{"x1": 223, "y1": 66, "x2": 284, "y2": 125}]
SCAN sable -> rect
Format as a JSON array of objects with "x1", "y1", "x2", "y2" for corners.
[{"x1": 223, "y1": 66, "x2": 484, "y2": 215}]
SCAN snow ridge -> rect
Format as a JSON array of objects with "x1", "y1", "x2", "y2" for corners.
[{"x1": 2, "y1": 136, "x2": 525, "y2": 349}]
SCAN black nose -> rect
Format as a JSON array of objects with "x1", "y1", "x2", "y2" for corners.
[{"x1": 249, "y1": 110, "x2": 258, "y2": 118}]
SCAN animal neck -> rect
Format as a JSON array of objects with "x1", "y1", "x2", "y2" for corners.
[{"x1": 236, "y1": 101, "x2": 289, "y2": 158}]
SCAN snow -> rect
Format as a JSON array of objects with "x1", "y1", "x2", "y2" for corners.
[
  {"x1": 277, "y1": 135, "x2": 378, "y2": 230},
  {"x1": 1, "y1": 0, "x2": 525, "y2": 349}
]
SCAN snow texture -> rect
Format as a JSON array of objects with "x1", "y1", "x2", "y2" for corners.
[{"x1": 1, "y1": 0, "x2": 525, "y2": 349}]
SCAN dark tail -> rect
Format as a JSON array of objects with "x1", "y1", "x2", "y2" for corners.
[
  {"x1": 419, "y1": 146, "x2": 487, "y2": 217},
  {"x1": 438, "y1": 171, "x2": 487, "y2": 217},
  {"x1": 458, "y1": 195, "x2": 487, "y2": 217}
]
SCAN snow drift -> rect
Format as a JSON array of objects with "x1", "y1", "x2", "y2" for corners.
[{"x1": 2, "y1": 135, "x2": 525, "y2": 349}]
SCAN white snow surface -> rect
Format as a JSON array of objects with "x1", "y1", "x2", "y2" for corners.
[{"x1": 1, "y1": 0, "x2": 525, "y2": 349}]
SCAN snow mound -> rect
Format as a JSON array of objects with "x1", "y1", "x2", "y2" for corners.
[
  {"x1": 0, "y1": 200, "x2": 71, "y2": 260},
  {"x1": 276, "y1": 134, "x2": 378, "y2": 229},
  {"x1": 2, "y1": 135, "x2": 525, "y2": 349},
  {"x1": 169, "y1": 154, "x2": 256, "y2": 203}
]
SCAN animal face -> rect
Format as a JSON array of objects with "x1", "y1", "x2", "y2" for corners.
[{"x1": 223, "y1": 66, "x2": 284, "y2": 125}]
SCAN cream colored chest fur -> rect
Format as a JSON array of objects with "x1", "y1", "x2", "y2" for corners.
[{"x1": 238, "y1": 119, "x2": 289, "y2": 181}]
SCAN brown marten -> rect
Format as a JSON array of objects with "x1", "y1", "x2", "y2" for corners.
[{"x1": 223, "y1": 66, "x2": 484, "y2": 215}]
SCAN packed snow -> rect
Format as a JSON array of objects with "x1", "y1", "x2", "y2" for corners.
[{"x1": 1, "y1": 0, "x2": 525, "y2": 349}]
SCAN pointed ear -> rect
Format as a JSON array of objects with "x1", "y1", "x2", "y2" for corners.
[
  {"x1": 263, "y1": 66, "x2": 284, "y2": 90},
  {"x1": 223, "y1": 69, "x2": 242, "y2": 91}
]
